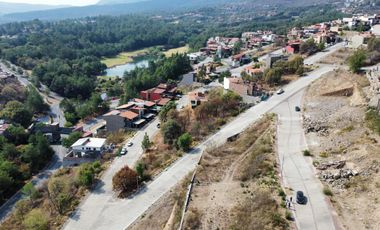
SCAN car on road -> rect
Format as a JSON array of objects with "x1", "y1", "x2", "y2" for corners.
[
  {"x1": 295, "y1": 106, "x2": 301, "y2": 112},
  {"x1": 157, "y1": 123, "x2": 160, "y2": 128},
  {"x1": 120, "y1": 148, "x2": 127, "y2": 155},
  {"x1": 276, "y1": 88, "x2": 284, "y2": 95},
  {"x1": 296, "y1": 191, "x2": 307, "y2": 204},
  {"x1": 127, "y1": 142, "x2": 133, "y2": 147}
]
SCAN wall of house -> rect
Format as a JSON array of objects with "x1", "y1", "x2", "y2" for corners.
[{"x1": 102, "y1": 115, "x2": 126, "y2": 133}]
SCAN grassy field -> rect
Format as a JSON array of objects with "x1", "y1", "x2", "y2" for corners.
[
  {"x1": 101, "y1": 48, "x2": 151, "y2": 68},
  {"x1": 163, "y1": 45, "x2": 189, "y2": 57},
  {"x1": 101, "y1": 45, "x2": 189, "y2": 68}
]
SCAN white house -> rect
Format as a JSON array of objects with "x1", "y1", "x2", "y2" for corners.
[{"x1": 71, "y1": 138, "x2": 107, "y2": 155}]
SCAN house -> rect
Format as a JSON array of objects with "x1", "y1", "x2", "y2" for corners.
[
  {"x1": 116, "y1": 102, "x2": 135, "y2": 111},
  {"x1": 371, "y1": 24, "x2": 380, "y2": 36},
  {"x1": 102, "y1": 109, "x2": 144, "y2": 133},
  {"x1": 350, "y1": 33, "x2": 373, "y2": 49},
  {"x1": 140, "y1": 83, "x2": 177, "y2": 101},
  {"x1": 224, "y1": 77, "x2": 263, "y2": 97},
  {"x1": 266, "y1": 54, "x2": 287, "y2": 69},
  {"x1": 286, "y1": 41, "x2": 301, "y2": 54},
  {"x1": 188, "y1": 91, "x2": 207, "y2": 108},
  {"x1": 156, "y1": 98, "x2": 171, "y2": 107},
  {"x1": 71, "y1": 138, "x2": 106, "y2": 154},
  {"x1": 231, "y1": 54, "x2": 250, "y2": 68},
  {"x1": 63, "y1": 138, "x2": 107, "y2": 167},
  {"x1": 0, "y1": 121, "x2": 10, "y2": 136},
  {"x1": 140, "y1": 88, "x2": 165, "y2": 101}
]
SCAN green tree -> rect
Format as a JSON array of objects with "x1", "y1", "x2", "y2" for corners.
[
  {"x1": 348, "y1": 49, "x2": 366, "y2": 73},
  {"x1": 141, "y1": 133, "x2": 151, "y2": 150},
  {"x1": 22, "y1": 209, "x2": 49, "y2": 230},
  {"x1": 4, "y1": 124, "x2": 29, "y2": 145},
  {"x1": 161, "y1": 119, "x2": 182, "y2": 145},
  {"x1": 263, "y1": 68, "x2": 282, "y2": 85},
  {"x1": 0, "y1": 101, "x2": 32, "y2": 128},
  {"x1": 62, "y1": 132, "x2": 82, "y2": 148},
  {"x1": 158, "y1": 101, "x2": 177, "y2": 122},
  {"x1": 177, "y1": 133, "x2": 192, "y2": 151},
  {"x1": 21, "y1": 182, "x2": 40, "y2": 200},
  {"x1": 47, "y1": 177, "x2": 74, "y2": 214},
  {"x1": 25, "y1": 86, "x2": 48, "y2": 113},
  {"x1": 135, "y1": 162, "x2": 145, "y2": 180}
]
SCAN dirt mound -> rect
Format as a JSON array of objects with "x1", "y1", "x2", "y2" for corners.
[{"x1": 321, "y1": 87, "x2": 354, "y2": 97}]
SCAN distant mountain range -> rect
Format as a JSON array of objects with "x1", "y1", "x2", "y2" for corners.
[
  {"x1": 0, "y1": 0, "x2": 232, "y2": 22},
  {"x1": 0, "y1": 1, "x2": 68, "y2": 15},
  {"x1": 0, "y1": 0, "x2": 340, "y2": 23},
  {"x1": 97, "y1": 0, "x2": 146, "y2": 4}
]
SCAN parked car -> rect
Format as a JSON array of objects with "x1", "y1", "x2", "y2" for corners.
[
  {"x1": 276, "y1": 88, "x2": 284, "y2": 95},
  {"x1": 296, "y1": 191, "x2": 307, "y2": 204},
  {"x1": 120, "y1": 148, "x2": 127, "y2": 155},
  {"x1": 157, "y1": 123, "x2": 160, "y2": 128},
  {"x1": 295, "y1": 106, "x2": 301, "y2": 112},
  {"x1": 127, "y1": 142, "x2": 133, "y2": 147}
]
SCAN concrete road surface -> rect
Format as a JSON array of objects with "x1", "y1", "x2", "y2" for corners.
[
  {"x1": 63, "y1": 65, "x2": 337, "y2": 230},
  {"x1": 63, "y1": 43, "x2": 343, "y2": 230},
  {"x1": 271, "y1": 90, "x2": 336, "y2": 230}
]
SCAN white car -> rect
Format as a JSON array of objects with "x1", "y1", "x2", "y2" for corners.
[
  {"x1": 127, "y1": 142, "x2": 133, "y2": 147},
  {"x1": 276, "y1": 88, "x2": 284, "y2": 95},
  {"x1": 120, "y1": 148, "x2": 127, "y2": 155}
]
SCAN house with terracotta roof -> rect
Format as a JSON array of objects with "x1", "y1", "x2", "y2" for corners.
[
  {"x1": 101, "y1": 110, "x2": 145, "y2": 133},
  {"x1": 140, "y1": 83, "x2": 177, "y2": 101},
  {"x1": 285, "y1": 40, "x2": 301, "y2": 54},
  {"x1": 224, "y1": 77, "x2": 263, "y2": 97},
  {"x1": 188, "y1": 91, "x2": 208, "y2": 108}
]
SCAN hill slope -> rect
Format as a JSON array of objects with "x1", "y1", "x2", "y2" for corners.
[{"x1": 0, "y1": 1, "x2": 67, "y2": 15}]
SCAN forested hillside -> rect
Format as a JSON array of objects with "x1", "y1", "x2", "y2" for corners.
[{"x1": 0, "y1": 4, "x2": 344, "y2": 102}]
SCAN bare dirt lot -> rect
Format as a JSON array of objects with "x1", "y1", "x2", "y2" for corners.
[
  {"x1": 183, "y1": 115, "x2": 291, "y2": 230},
  {"x1": 303, "y1": 68, "x2": 380, "y2": 230},
  {"x1": 317, "y1": 47, "x2": 353, "y2": 65}
]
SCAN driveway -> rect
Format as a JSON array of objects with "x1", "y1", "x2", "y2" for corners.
[{"x1": 271, "y1": 90, "x2": 336, "y2": 230}]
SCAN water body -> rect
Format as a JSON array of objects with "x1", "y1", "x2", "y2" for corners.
[{"x1": 105, "y1": 58, "x2": 150, "y2": 77}]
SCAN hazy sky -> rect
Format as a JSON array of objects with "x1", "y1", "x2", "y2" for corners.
[{"x1": 0, "y1": 0, "x2": 99, "y2": 6}]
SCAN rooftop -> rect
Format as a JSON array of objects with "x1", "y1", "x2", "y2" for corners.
[
  {"x1": 120, "y1": 111, "x2": 139, "y2": 120},
  {"x1": 71, "y1": 138, "x2": 106, "y2": 148}
]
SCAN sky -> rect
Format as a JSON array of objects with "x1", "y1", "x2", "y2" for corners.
[{"x1": 0, "y1": 0, "x2": 99, "y2": 6}]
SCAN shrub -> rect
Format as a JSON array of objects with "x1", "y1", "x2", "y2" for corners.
[
  {"x1": 348, "y1": 49, "x2": 366, "y2": 73},
  {"x1": 112, "y1": 166, "x2": 138, "y2": 195},
  {"x1": 285, "y1": 210, "x2": 293, "y2": 221},
  {"x1": 303, "y1": 150, "x2": 312, "y2": 156},
  {"x1": 177, "y1": 133, "x2": 192, "y2": 151},
  {"x1": 319, "y1": 151, "x2": 328, "y2": 158},
  {"x1": 23, "y1": 209, "x2": 49, "y2": 230},
  {"x1": 323, "y1": 186, "x2": 333, "y2": 196}
]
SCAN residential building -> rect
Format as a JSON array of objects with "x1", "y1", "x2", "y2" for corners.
[
  {"x1": 63, "y1": 138, "x2": 107, "y2": 167},
  {"x1": 224, "y1": 77, "x2": 263, "y2": 97},
  {"x1": 350, "y1": 33, "x2": 373, "y2": 49},
  {"x1": 188, "y1": 91, "x2": 207, "y2": 108},
  {"x1": 266, "y1": 54, "x2": 287, "y2": 69},
  {"x1": 286, "y1": 41, "x2": 301, "y2": 54}
]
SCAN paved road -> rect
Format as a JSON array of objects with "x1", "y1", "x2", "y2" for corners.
[
  {"x1": 63, "y1": 119, "x2": 160, "y2": 230},
  {"x1": 272, "y1": 90, "x2": 336, "y2": 230},
  {"x1": 0, "y1": 62, "x2": 67, "y2": 223},
  {"x1": 63, "y1": 43, "x2": 342, "y2": 230}
]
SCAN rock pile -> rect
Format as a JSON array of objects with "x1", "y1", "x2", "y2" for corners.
[
  {"x1": 317, "y1": 160, "x2": 359, "y2": 189},
  {"x1": 316, "y1": 160, "x2": 346, "y2": 170},
  {"x1": 303, "y1": 117, "x2": 329, "y2": 136}
]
